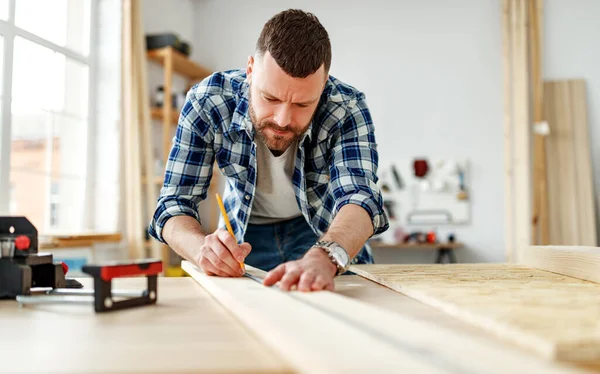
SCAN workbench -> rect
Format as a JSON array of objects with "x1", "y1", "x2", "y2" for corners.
[{"x1": 0, "y1": 270, "x2": 592, "y2": 373}]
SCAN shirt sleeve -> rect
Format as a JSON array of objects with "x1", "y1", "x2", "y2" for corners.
[
  {"x1": 148, "y1": 94, "x2": 216, "y2": 244},
  {"x1": 329, "y1": 96, "x2": 389, "y2": 236}
]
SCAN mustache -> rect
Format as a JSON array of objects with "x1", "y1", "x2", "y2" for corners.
[{"x1": 258, "y1": 121, "x2": 293, "y2": 134}]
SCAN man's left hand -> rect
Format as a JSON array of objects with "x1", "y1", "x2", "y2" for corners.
[{"x1": 263, "y1": 247, "x2": 337, "y2": 291}]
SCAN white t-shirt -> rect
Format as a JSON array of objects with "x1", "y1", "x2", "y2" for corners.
[{"x1": 248, "y1": 138, "x2": 302, "y2": 224}]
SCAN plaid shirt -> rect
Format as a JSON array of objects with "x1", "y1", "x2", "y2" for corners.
[{"x1": 148, "y1": 70, "x2": 388, "y2": 244}]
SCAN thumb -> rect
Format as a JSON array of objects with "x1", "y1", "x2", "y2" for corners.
[{"x1": 239, "y1": 242, "x2": 252, "y2": 260}]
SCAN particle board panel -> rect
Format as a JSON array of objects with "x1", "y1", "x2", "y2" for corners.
[
  {"x1": 182, "y1": 261, "x2": 451, "y2": 374},
  {"x1": 350, "y1": 263, "x2": 600, "y2": 363}
]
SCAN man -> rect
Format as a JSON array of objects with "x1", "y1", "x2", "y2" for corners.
[{"x1": 149, "y1": 9, "x2": 388, "y2": 292}]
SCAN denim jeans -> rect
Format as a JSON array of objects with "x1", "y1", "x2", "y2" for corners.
[{"x1": 243, "y1": 215, "x2": 373, "y2": 272}]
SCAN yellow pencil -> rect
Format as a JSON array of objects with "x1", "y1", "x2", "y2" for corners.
[{"x1": 215, "y1": 193, "x2": 245, "y2": 272}]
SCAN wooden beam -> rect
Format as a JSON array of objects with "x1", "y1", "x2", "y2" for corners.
[
  {"x1": 530, "y1": 0, "x2": 549, "y2": 245},
  {"x1": 544, "y1": 80, "x2": 597, "y2": 246},
  {"x1": 503, "y1": 0, "x2": 532, "y2": 262},
  {"x1": 182, "y1": 261, "x2": 452, "y2": 374},
  {"x1": 522, "y1": 245, "x2": 600, "y2": 284},
  {"x1": 294, "y1": 280, "x2": 579, "y2": 374},
  {"x1": 132, "y1": 0, "x2": 160, "y2": 260},
  {"x1": 569, "y1": 80, "x2": 597, "y2": 246},
  {"x1": 121, "y1": 0, "x2": 144, "y2": 259},
  {"x1": 502, "y1": 0, "x2": 514, "y2": 262}
]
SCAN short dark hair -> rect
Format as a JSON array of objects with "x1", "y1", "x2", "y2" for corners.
[{"x1": 256, "y1": 9, "x2": 331, "y2": 78}]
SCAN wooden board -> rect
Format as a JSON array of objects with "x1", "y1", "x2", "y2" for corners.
[
  {"x1": 544, "y1": 80, "x2": 597, "y2": 246},
  {"x1": 0, "y1": 277, "x2": 289, "y2": 373},
  {"x1": 502, "y1": 0, "x2": 532, "y2": 263},
  {"x1": 351, "y1": 263, "x2": 600, "y2": 363},
  {"x1": 294, "y1": 279, "x2": 582, "y2": 374},
  {"x1": 121, "y1": 0, "x2": 145, "y2": 259},
  {"x1": 529, "y1": 0, "x2": 550, "y2": 245},
  {"x1": 523, "y1": 245, "x2": 600, "y2": 284},
  {"x1": 182, "y1": 261, "x2": 453, "y2": 374}
]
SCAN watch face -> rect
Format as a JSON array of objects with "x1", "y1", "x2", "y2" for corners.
[{"x1": 332, "y1": 246, "x2": 349, "y2": 266}]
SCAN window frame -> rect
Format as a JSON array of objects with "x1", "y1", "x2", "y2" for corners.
[{"x1": 0, "y1": 0, "x2": 99, "y2": 233}]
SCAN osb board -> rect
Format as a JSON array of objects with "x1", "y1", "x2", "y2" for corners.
[{"x1": 350, "y1": 264, "x2": 600, "y2": 363}]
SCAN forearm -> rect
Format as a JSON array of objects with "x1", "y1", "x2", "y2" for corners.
[
  {"x1": 320, "y1": 204, "x2": 374, "y2": 259},
  {"x1": 162, "y1": 215, "x2": 207, "y2": 263}
]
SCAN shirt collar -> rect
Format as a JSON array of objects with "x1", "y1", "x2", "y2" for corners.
[{"x1": 227, "y1": 79, "x2": 254, "y2": 142}]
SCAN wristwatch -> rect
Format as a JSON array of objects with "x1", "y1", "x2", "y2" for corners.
[{"x1": 313, "y1": 241, "x2": 351, "y2": 275}]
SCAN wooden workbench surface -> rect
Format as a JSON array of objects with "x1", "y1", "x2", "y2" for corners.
[
  {"x1": 0, "y1": 277, "x2": 290, "y2": 374},
  {"x1": 0, "y1": 274, "x2": 592, "y2": 373}
]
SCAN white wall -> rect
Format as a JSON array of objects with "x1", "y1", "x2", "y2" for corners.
[
  {"x1": 544, "y1": 0, "x2": 600, "y2": 244},
  {"x1": 192, "y1": 0, "x2": 506, "y2": 263}
]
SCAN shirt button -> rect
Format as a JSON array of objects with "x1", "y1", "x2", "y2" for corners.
[{"x1": 245, "y1": 195, "x2": 251, "y2": 201}]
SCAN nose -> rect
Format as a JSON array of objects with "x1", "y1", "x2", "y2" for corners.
[{"x1": 273, "y1": 104, "x2": 292, "y2": 128}]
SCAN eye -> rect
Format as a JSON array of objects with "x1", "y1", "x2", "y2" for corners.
[
  {"x1": 264, "y1": 96, "x2": 278, "y2": 103},
  {"x1": 295, "y1": 103, "x2": 310, "y2": 108}
]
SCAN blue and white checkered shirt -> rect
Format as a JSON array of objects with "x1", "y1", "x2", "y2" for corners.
[{"x1": 148, "y1": 70, "x2": 388, "y2": 244}]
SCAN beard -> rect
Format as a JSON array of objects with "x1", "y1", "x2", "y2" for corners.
[{"x1": 248, "y1": 90, "x2": 312, "y2": 154}]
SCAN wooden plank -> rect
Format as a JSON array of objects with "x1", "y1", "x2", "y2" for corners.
[
  {"x1": 529, "y1": 0, "x2": 549, "y2": 245},
  {"x1": 544, "y1": 82, "x2": 562, "y2": 243},
  {"x1": 182, "y1": 261, "x2": 452, "y2": 374},
  {"x1": 569, "y1": 80, "x2": 597, "y2": 245},
  {"x1": 502, "y1": 0, "x2": 515, "y2": 262},
  {"x1": 351, "y1": 263, "x2": 600, "y2": 363},
  {"x1": 512, "y1": 0, "x2": 532, "y2": 262},
  {"x1": 0, "y1": 277, "x2": 290, "y2": 373},
  {"x1": 544, "y1": 80, "x2": 597, "y2": 246},
  {"x1": 503, "y1": 0, "x2": 532, "y2": 262},
  {"x1": 295, "y1": 279, "x2": 583, "y2": 374},
  {"x1": 523, "y1": 245, "x2": 600, "y2": 284},
  {"x1": 121, "y1": 0, "x2": 144, "y2": 259},
  {"x1": 132, "y1": 0, "x2": 160, "y2": 260}
]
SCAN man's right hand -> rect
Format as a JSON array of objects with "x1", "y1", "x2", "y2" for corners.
[{"x1": 196, "y1": 229, "x2": 251, "y2": 277}]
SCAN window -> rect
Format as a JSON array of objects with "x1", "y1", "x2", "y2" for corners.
[{"x1": 0, "y1": 0, "x2": 113, "y2": 235}]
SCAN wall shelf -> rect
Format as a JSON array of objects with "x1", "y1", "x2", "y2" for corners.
[
  {"x1": 150, "y1": 107, "x2": 178, "y2": 124},
  {"x1": 147, "y1": 47, "x2": 212, "y2": 81}
]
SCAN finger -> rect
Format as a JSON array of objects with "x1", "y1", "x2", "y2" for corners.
[
  {"x1": 217, "y1": 229, "x2": 246, "y2": 263},
  {"x1": 200, "y1": 256, "x2": 229, "y2": 277},
  {"x1": 279, "y1": 267, "x2": 302, "y2": 291},
  {"x1": 263, "y1": 264, "x2": 287, "y2": 286},
  {"x1": 298, "y1": 271, "x2": 316, "y2": 292},
  {"x1": 203, "y1": 248, "x2": 239, "y2": 277},
  {"x1": 238, "y1": 242, "x2": 252, "y2": 261},
  {"x1": 208, "y1": 236, "x2": 244, "y2": 276},
  {"x1": 311, "y1": 275, "x2": 331, "y2": 291}
]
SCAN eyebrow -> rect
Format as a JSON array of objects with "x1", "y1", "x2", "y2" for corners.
[{"x1": 259, "y1": 88, "x2": 319, "y2": 106}]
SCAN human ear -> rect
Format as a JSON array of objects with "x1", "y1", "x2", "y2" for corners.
[{"x1": 247, "y1": 55, "x2": 255, "y2": 77}]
